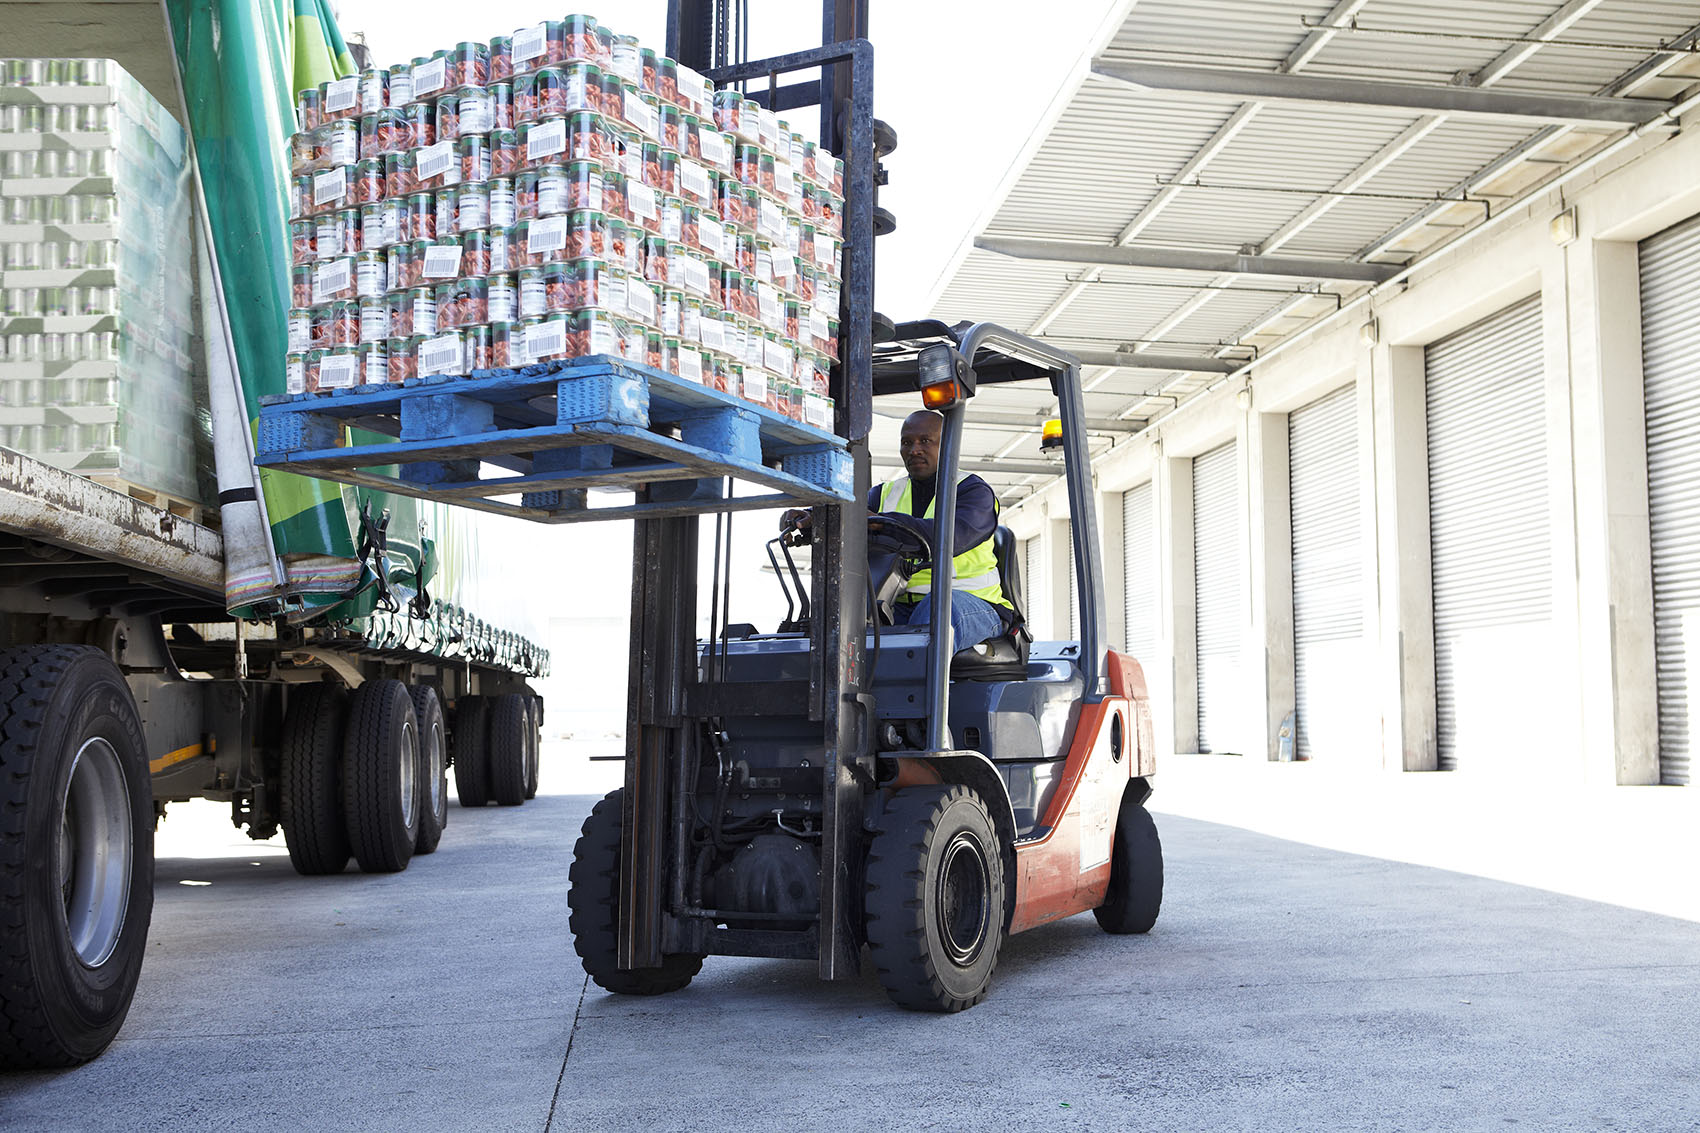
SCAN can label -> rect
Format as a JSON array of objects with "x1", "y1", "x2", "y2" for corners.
[
  {"x1": 360, "y1": 300, "x2": 390, "y2": 342},
  {"x1": 459, "y1": 90, "x2": 494, "y2": 134},
  {"x1": 489, "y1": 181, "x2": 517, "y2": 227},
  {"x1": 489, "y1": 277, "x2": 517, "y2": 323},
  {"x1": 288, "y1": 310, "x2": 313, "y2": 353},
  {"x1": 537, "y1": 171, "x2": 568, "y2": 215},
  {"x1": 519, "y1": 272, "x2": 546, "y2": 317},
  {"x1": 356, "y1": 254, "x2": 387, "y2": 297},
  {"x1": 286, "y1": 353, "x2": 307, "y2": 395},
  {"x1": 590, "y1": 318, "x2": 621, "y2": 356},
  {"x1": 458, "y1": 188, "x2": 489, "y2": 231},
  {"x1": 360, "y1": 343, "x2": 389, "y2": 385}
]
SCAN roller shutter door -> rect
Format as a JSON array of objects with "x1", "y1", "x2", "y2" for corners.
[
  {"x1": 1640, "y1": 212, "x2": 1700, "y2": 785},
  {"x1": 1123, "y1": 482, "x2": 1157, "y2": 661},
  {"x1": 1425, "y1": 296, "x2": 1551, "y2": 771},
  {"x1": 1193, "y1": 442, "x2": 1241, "y2": 752},
  {"x1": 1289, "y1": 385, "x2": 1366, "y2": 761}
]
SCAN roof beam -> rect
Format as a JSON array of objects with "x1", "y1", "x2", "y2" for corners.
[
  {"x1": 976, "y1": 234, "x2": 1398, "y2": 283},
  {"x1": 1090, "y1": 59, "x2": 1670, "y2": 128},
  {"x1": 1067, "y1": 349, "x2": 1239, "y2": 374},
  {"x1": 871, "y1": 456, "x2": 1061, "y2": 477}
]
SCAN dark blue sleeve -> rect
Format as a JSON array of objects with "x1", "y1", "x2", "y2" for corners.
[{"x1": 866, "y1": 484, "x2": 880, "y2": 512}]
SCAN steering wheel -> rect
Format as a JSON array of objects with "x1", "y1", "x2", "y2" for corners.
[{"x1": 867, "y1": 511, "x2": 933, "y2": 566}]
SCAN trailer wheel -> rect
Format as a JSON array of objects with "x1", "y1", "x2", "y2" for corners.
[
  {"x1": 488, "y1": 693, "x2": 529, "y2": 807},
  {"x1": 568, "y1": 789, "x2": 702, "y2": 995},
  {"x1": 452, "y1": 696, "x2": 490, "y2": 808},
  {"x1": 865, "y1": 785, "x2": 1004, "y2": 1013},
  {"x1": 522, "y1": 697, "x2": 541, "y2": 800},
  {"x1": 0, "y1": 645, "x2": 153, "y2": 1068},
  {"x1": 341, "y1": 679, "x2": 420, "y2": 873},
  {"x1": 1093, "y1": 788, "x2": 1164, "y2": 935},
  {"x1": 279, "y1": 684, "x2": 351, "y2": 876},
  {"x1": 409, "y1": 685, "x2": 448, "y2": 855}
]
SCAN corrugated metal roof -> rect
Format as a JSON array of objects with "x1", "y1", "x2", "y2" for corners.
[{"x1": 924, "y1": 0, "x2": 1699, "y2": 503}]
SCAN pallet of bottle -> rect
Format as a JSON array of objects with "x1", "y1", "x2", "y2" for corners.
[{"x1": 254, "y1": 354, "x2": 852, "y2": 525}]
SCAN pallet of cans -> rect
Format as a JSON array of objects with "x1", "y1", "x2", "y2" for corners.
[
  {"x1": 284, "y1": 12, "x2": 844, "y2": 434},
  {"x1": 0, "y1": 58, "x2": 209, "y2": 506}
]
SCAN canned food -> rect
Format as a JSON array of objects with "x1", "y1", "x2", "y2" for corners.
[
  {"x1": 535, "y1": 163, "x2": 571, "y2": 216},
  {"x1": 564, "y1": 111, "x2": 609, "y2": 163},
  {"x1": 489, "y1": 37, "x2": 514, "y2": 83},
  {"x1": 608, "y1": 217, "x2": 636, "y2": 272},
  {"x1": 488, "y1": 273, "x2": 518, "y2": 323},
  {"x1": 676, "y1": 343, "x2": 703, "y2": 384},
  {"x1": 609, "y1": 34, "x2": 641, "y2": 83},
  {"x1": 564, "y1": 209, "x2": 607, "y2": 259},
  {"x1": 460, "y1": 229, "x2": 492, "y2": 277},
  {"x1": 490, "y1": 320, "x2": 524, "y2": 368},
  {"x1": 679, "y1": 296, "x2": 703, "y2": 345},
  {"x1": 456, "y1": 136, "x2": 492, "y2": 184},
  {"x1": 360, "y1": 201, "x2": 395, "y2": 249},
  {"x1": 520, "y1": 117, "x2": 568, "y2": 167},
  {"x1": 716, "y1": 359, "x2": 740, "y2": 396},
  {"x1": 387, "y1": 336, "x2": 418, "y2": 382},
  {"x1": 415, "y1": 140, "x2": 459, "y2": 188},
  {"x1": 560, "y1": 63, "x2": 604, "y2": 114},
  {"x1": 388, "y1": 288, "x2": 437, "y2": 337},
  {"x1": 511, "y1": 21, "x2": 566, "y2": 76},
  {"x1": 489, "y1": 225, "x2": 516, "y2": 274},
  {"x1": 286, "y1": 352, "x2": 309, "y2": 395},
  {"x1": 320, "y1": 346, "x2": 359, "y2": 390},
  {"x1": 411, "y1": 53, "x2": 449, "y2": 101},
  {"x1": 627, "y1": 176, "x2": 660, "y2": 235},
  {"x1": 417, "y1": 237, "x2": 462, "y2": 283},
  {"x1": 288, "y1": 308, "x2": 315, "y2": 353},
  {"x1": 321, "y1": 119, "x2": 362, "y2": 166},
  {"x1": 716, "y1": 174, "x2": 746, "y2": 229},
  {"x1": 518, "y1": 266, "x2": 549, "y2": 318},
  {"x1": 292, "y1": 264, "x2": 314, "y2": 308},
  {"x1": 385, "y1": 150, "x2": 418, "y2": 198},
  {"x1": 658, "y1": 57, "x2": 681, "y2": 109},
  {"x1": 355, "y1": 249, "x2": 387, "y2": 297},
  {"x1": 359, "y1": 297, "x2": 390, "y2": 343},
  {"x1": 624, "y1": 273, "x2": 657, "y2": 327},
  {"x1": 488, "y1": 178, "x2": 517, "y2": 228},
  {"x1": 297, "y1": 88, "x2": 323, "y2": 132},
  {"x1": 464, "y1": 323, "x2": 494, "y2": 371},
  {"x1": 447, "y1": 41, "x2": 490, "y2": 90},
  {"x1": 435, "y1": 277, "x2": 487, "y2": 330},
  {"x1": 521, "y1": 314, "x2": 572, "y2": 363},
  {"x1": 489, "y1": 128, "x2": 522, "y2": 177},
  {"x1": 417, "y1": 329, "x2": 466, "y2": 377},
  {"x1": 358, "y1": 341, "x2": 388, "y2": 385},
  {"x1": 403, "y1": 192, "x2": 435, "y2": 242},
  {"x1": 356, "y1": 69, "x2": 389, "y2": 115},
  {"x1": 313, "y1": 209, "x2": 350, "y2": 260},
  {"x1": 601, "y1": 168, "x2": 628, "y2": 222},
  {"x1": 387, "y1": 63, "x2": 414, "y2": 107},
  {"x1": 563, "y1": 14, "x2": 604, "y2": 64},
  {"x1": 660, "y1": 288, "x2": 683, "y2": 337},
  {"x1": 386, "y1": 242, "x2": 417, "y2": 291},
  {"x1": 639, "y1": 48, "x2": 660, "y2": 98},
  {"x1": 320, "y1": 76, "x2": 359, "y2": 124},
  {"x1": 352, "y1": 159, "x2": 384, "y2": 204},
  {"x1": 513, "y1": 218, "x2": 562, "y2": 267},
  {"x1": 369, "y1": 108, "x2": 405, "y2": 156},
  {"x1": 290, "y1": 219, "x2": 316, "y2": 266}
]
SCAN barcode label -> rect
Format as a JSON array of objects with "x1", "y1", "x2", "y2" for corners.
[
  {"x1": 313, "y1": 258, "x2": 351, "y2": 303},
  {"x1": 765, "y1": 339, "x2": 793, "y2": 376},
  {"x1": 774, "y1": 162, "x2": 795, "y2": 197},
  {"x1": 325, "y1": 77, "x2": 359, "y2": 113},
  {"x1": 313, "y1": 167, "x2": 348, "y2": 207},
  {"x1": 412, "y1": 57, "x2": 446, "y2": 97},
  {"x1": 528, "y1": 319, "x2": 565, "y2": 359},
  {"x1": 628, "y1": 181, "x2": 658, "y2": 220},
  {"x1": 319, "y1": 353, "x2": 358, "y2": 388},
  {"x1": 810, "y1": 307, "x2": 831, "y2": 341},
  {"x1": 698, "y1": 127, "x2": 732, "y2": 171},
  {"x1": 527, "y1": 118, "x2": 567, "y2": 161},
  {"x1": 700, "y1": 315, "x2": 724, "y2": 350},
  {"x1": 676, "y1": 66, "x2": 710, "y2": 112},
  {"x1": 423, "y1": 244, "x2": 462, "y2": 278},
  {"x1": 419, "y1": 333, "x2": 463, "y2": 375},
  {"x1": 681, "y1": 256, "x2": 710, "y2": 297},
  {"x1": 805, "y1": 393, "x2": 832, "y2": 429},
  {"x1": 815, "y1": 239, "x2": 834, "y2": 267},
  {"x1": 417, "y1": 140, "x2": 455, "y2": 182},
  {"x1": 759, "y1": 198, "x2": 785, "y2": 238},
  {"x1": 625, "y1": 91, "x2": 659, "y2": 139},
  {"x1": 680, "y1": 160, "x2": 712, "y2": 202},
  {"x1": 512, "y1": 24, "x2": 547, "y2": 63},
  {"x1": 742, "y1": 368, "x2": 769, "y2": 402},
  {"x1": 591, "y1": 319, "x2": 623, "y2": 356},
  {"x1": 758, "y1": 283, "x2": 783, "y2": 329},
  {"x1": 698, "y1": 216, "x2": 725, "y2": 259},
  {"x1": 678, "y1": 348, "x2": 702, "y2": 383},
  {"x1": 626, "y1": 278, "x2": 656, "y2": 322},
  {"x1": 528, "y1": 216, "x2": 567, "y2": 253}
]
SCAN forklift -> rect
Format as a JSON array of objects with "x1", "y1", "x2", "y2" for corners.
[{"x1": 567, "y1": 1, "x2": 1163, "y2": 1011}]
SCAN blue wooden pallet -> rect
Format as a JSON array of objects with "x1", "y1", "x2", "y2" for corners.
[{"x1": 254, "y1": 356, "x2": 853, "y2": 524}]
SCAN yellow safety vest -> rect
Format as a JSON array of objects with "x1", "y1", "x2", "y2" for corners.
[{"x1": 878, "y1": 475, "x2": 1011, "y2": 609}]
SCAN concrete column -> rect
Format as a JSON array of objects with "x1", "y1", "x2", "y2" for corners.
[
  {"x1": 1367, "y1": 343, "x2": 1438, "y2": 771},
  {"x1": 1244, "y1": 408, "x2": 1295, "y2": 761},
  {"x1": 1156, "y1": 453, "x2": 1197, "y2": 755},
  {"x1": 1540, "y1": 248, "x2": 1586, "y2": 777},
  {"x1": 1096, "y1": 481, "x2": 1127, "y2": 655},
  {"x1": 1568, "y1": 236, "x2": 1660, "y2": 784}
]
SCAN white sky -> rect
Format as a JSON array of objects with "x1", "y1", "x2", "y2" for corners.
[{"x1": 330, "y1": 0, "x2": 1126, "y2": 727}]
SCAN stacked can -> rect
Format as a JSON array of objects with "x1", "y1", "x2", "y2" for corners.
[{"x1": 283, "y1": 13, "x2": 843, "y2": 430}]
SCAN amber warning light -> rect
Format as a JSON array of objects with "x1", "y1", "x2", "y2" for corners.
[
  {"x1": 1041, "y1": 418, "x2": 1064, "y2": 451},
  {"x1": 918, "y1": 344, "x2": 973, "y2": 410}
]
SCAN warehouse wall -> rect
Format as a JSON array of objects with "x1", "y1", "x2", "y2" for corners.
[{"x1": 1002, "y1": 120, "x2": 1700, "y2": 787}]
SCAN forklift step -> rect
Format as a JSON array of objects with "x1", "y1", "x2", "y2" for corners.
[{"x1": 253, "y1": 356, "x2": 853, "y2": 525}]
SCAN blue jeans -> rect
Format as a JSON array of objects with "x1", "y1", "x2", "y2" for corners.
[{"x1": 896, "y1": 592, "x2": 1007, "y2": 650}]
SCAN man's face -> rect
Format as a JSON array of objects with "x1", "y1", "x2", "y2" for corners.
[{"x1": 899, "y1": 414, "x2": 942, "y2": 480}]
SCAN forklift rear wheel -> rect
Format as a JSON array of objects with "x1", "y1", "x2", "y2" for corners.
[
  {"x1": 452, "y1": 696, "x2": 491, "y2": 807},
  {"x1": 280, "y1": 683, "x2": 351, "y2": 876},
  {"x1": 1093, "y1": 788, "x2": 1163, "y2": 935},
  {"x1": 488, "y1": 694, "x2": 529, "y2": 807},
  {"x1": 568, "y1": 789, "x2": 703, "y2": 995},
  {"x1": 409, "y1": 685, "x2": 448, "y2": 854},
  {"x1": 865, "y1": 785, "x2": 1005, "y2": 1012},
  {"x1": 341, "y1": 679, "x2": 421, "y2": 873},
  {"x1": 0, "y1": 645, "x2": 153, "y2": 1069}
]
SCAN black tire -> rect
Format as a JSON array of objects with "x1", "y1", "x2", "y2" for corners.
[
  {"x1": 567, "y1": 789, "x2": 702, "y2": 995},
  {"x1": 279, "y1": 683, "x2": 351, "y2": 876},
  {"x1": 1094, "y1": 788, "x2": 1164, "y2": 935},
  {"x1": 522, "y1": 696, "x2": 541, "y2": 800},
  {"x1": 452, "y1": 695, "x2": 490, "y2": 808},
  {"x1": 488, "y1": 693, "x2": 528, "y2": 807},
  {"x1": 409, "y1": 685, "x2": 448, "y2": 855},
  {"x1": 340, "y1": 679, "x2": 420, "y2": 873},
  {"x1": 864, "y1": 785, "x2": 1005, "y2": 1012},
  {"x1": 0, "y1": 645, "x2": 153, "y2": 1068}
]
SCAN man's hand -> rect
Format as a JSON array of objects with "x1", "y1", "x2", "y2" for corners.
[{"x1": 781, "y1": 508, "x2": 813, "y2": 534}]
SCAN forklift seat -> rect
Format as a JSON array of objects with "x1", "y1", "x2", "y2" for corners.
[{"x1": 950, "y1": 526, "x2": 1031, "y2": 682}]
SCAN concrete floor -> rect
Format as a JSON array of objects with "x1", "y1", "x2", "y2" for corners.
[{"x1": 3, "y1": 745, "x2": 1699, "y2": 1131}]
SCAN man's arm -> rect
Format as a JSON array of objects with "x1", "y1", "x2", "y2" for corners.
[{"x1": 869, "y1": 476, "x2": 998, "y2": 555}]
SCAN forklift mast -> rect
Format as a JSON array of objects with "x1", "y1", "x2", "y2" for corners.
[{"x1": 621, "y1": 0, "x2": 879, "y2": 978}]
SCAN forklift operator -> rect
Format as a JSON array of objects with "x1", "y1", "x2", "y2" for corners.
[{"x1": 783, "y1": 410, "x2": 1013, "y2": 648}]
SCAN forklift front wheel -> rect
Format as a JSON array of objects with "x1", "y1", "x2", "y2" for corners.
[
  {"x1": 1093, "y1": 787, "x2": 1164, "y2": 934},
  {"x1": 568, "y1": 789, "x2": 703, "y2": 996},
  {"x1": 865, "y1": 785, "x2": 1005, "y2": 1012}
]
